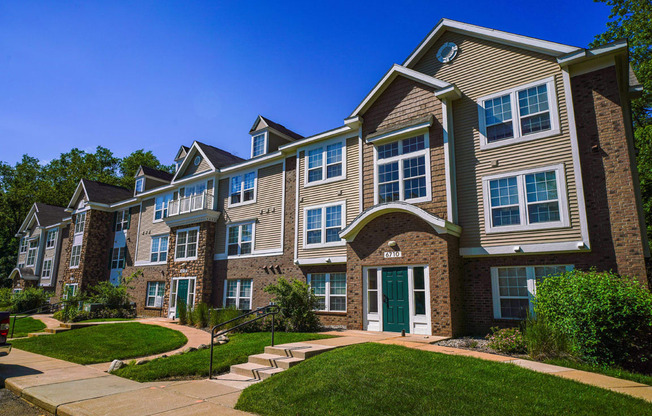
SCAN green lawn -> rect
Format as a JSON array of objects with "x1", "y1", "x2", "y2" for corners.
[
  {"x1": 8, "y1": 316, "x2": 46, "y2": 338},
  {"x1": 236, "y1": 343, "x2": 652, "y2": 416},
  {"x1": 12, "y1": 323, "x2": 187, "y2": 364},
  {"x1": 544, "y1": 358, "x2": 652, "y2": 386},
  {"x1": 115, "y1": 332, "x2": 332, "y2": 382},
  {"x1": 75, "y1": 318, "x2": 135, "y2": 323}
]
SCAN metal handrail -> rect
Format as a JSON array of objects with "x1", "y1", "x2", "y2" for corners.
[
  {"x1": 10, "y1": 301, "x2": 63, "y2": 338},
  {"x1": 208, "y1": 303, "x2": 280, "y2": 379}
]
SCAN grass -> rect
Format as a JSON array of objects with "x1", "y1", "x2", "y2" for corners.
[
  {"x1": 115, "y1": 332, "x2": 332, "y2": 382},
  {"x1": 8, "y1": 316, "x2": 46, "y2": 338},
  {"x1": 544, "y1": 358, "x2": 652, "y2": 386},
  {"x1": 75, "y1": 318, "x2": 135, "y2": 323},
  {"x1": 11, "y1": 323, "x2": 187, "y2": 364},
  {"x1": 236, "y1": 343, "x2": 652, "y2": 416}
]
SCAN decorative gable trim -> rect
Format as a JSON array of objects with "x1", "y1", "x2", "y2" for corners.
[{"x1": 171, "y1": 142, "x2": 216, "y2": 183}]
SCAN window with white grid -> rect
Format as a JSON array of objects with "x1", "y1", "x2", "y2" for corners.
[
  {"x1": 175, "y1": 227, "x2": 199, "y2": 260},
  {"x1": 146, "y1": 282, "x2": 165, "y2": 308},
  {"x1": 225, "y1": 279, "x2": 252, "y2": 310},
  {"x1": 304, "y1": 202, "x2": 344, "y2": 248},
  {"x1": 375, "y1": 134, "x2": 430, "y2": 204},
  {"x1": 150, "y1": 235, "x2": 168, "y2": 263},
  {"x1": 308, "y1": 273, "x2": 347, "y2": 312},
  {"x1": 227, "y1": 223, "x2": 253, "y2": 256},
  {"x1": 229, "y1": 172, "x2": 256, "y2": 206},
  {"x1": 46, "y1": 230, "x2": 57, "y2": 249},
  {"x1": 304, "y1": 139, "x2": 346, "y2": 186}
]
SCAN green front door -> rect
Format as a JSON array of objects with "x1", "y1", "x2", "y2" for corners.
[
  {"x1": 176, "y1": 279, "x2": 189, "y2": 318},
  {"x1": 382, "y1": 267, "x2": 410, "y2": 333}
]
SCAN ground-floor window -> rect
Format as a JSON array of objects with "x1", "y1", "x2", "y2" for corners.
[
  {"x1": 224, "y1": 279, "x2": 252, "y2": 310},
  {"x1": 308, "y1": 273, "x2": 346, "y2": 312},
  {"x1": 146, "y1": 281, "x2": 165, "y2": 308},
  {"x1": 63, "y1": 283, "x2": 78, "y2": 300},
  {"x1": 491, "y1": 264, "x2": 573, "y2": 319}
]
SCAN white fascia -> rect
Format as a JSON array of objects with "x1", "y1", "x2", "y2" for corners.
[
  {"x1": 294, "y1": 256, "x2": 347, "y2": 266},
  {"x1": 557, "y1": 40, "x2": 627, "y2": 66},
  {"x1": 460, "y1": 241, "x2": 589, "y2": 257},
  {"x1": 171, "y1": 141, "x2": 217, "y2": 183}
]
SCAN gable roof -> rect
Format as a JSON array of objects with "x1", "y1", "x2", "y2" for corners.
[
  {"x1": 82, "y1": 179, "x2": 133, "y2": 204},
  {"x1": 138, "y1": 165, "x2": 174, "y2": 182},
  {"x1": 175, "y1": 145, "x2": 190, "y2": 161},
  {"x1": 402, "y1": 18, "x2": 581, "y2": 69},
  {"x1": 34, "y1": 203, "x2": 68, "y2": 227},
  {"x1": 250, "y1": 115, "x2": 304, "y2": 141},
  {"x1": 195, "y1": 141, "x2": 245, "y2": 168}
]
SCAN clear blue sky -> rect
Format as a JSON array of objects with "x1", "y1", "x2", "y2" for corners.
[{"x1": 0, "y1": 1, "x2": 612, "y2": 166}]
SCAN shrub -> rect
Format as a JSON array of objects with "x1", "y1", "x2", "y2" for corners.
[
  {"x1": 0, "y1": 288, "x2": 12, "y2": 308},
  {"x1": 486, "y1": 327, "x2": 526, "y2": 354},
  {"x1": 534, "y1": 269, "x2": 652, "y2": 372},
  {"x1": 12, "y1": 287, "x2": 50, "y2": 313},
  {"x1": 88, "y1": 281, "x2": 131, "y2": 309},
  {"x1": 194, "y1": 303, "x2": 209, "y2": 328},
  {"x1": 264, "y1": 277, "x2": 320, "y2": 332},
  {"x1": 177, "y1": 301, "x2": 188, "y2": 325},
  {"x1": 187, "y1": 305, "x2": 195, "y2": 326},
  {"x1": 524, "y1": 315, "x2": 571, "y2": 361}
]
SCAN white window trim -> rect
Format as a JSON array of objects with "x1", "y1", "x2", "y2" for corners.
[
  {"x1": 373, "y1": 132, "x2": 432, "y2": 205},
  {"x1": 174, "y1": 226, "x2": 200, "y2": 261},
  {"x1": 482, "y1": 164, "x2": 569, "y2": 234},
  {"x1": 111, "y1": 246, "x2": 126, "y2": 270},
  {"x1": 69, "y1": 244, "x2": 82, "y2": 269},
  {"x1": 153, "y1": 194, "x2": 172, "y2": 223},
  {"x1": 74, "y1": 212, "x2": 86, "y2": 235},
  {"x1": 146, "y1": 281, "x2": 165, "y2": 308},
  {"x1": 251, "y1": 132, "x2": 268, "y2": 158},
  {"x1": 135, "y1": 177, "x2": 144, "y2": 193},
  {"x1": 115, "y1": 209, "x2": 129, "y2": 231},
  {"x1": 63, "y1": 283, "x2": 78, "y2": 300},
  {"x1": 26, "y1": 239, "x2": 39, "y2": 267},
  {"x1": 307, "y1": 273, "x2": 347, "y2": 312},
  {"x1": 491, "y1": 265, "x2": 574, "y2": 319},
  {"x1": 45, "y1": 229, "x2": 57, "y2": 249},
  {"x1": 41, "y1": 258, "x2": 53, "y2": 278},
  {"x1": 302, "y1": 137, "x2": 347, "y2": 188},
  {"x1": 17, "y1": 263, "x2": 25, "y2": 269},
  {"x1": 169, "y1": 276, "x2": 197, "y2": 317},
  {"x1": 478, "y1": 76, "x2": 560, "y2": 150},
  {"x1": 227, "y1": 171, "x2": 258, "y2": 208},
  {"x1": 19, "y1": 237, "x2": 28, "y2": 253},
  {"x1": 302, "y1": 201, "x2": 346, "y2": 249},
  {"x1": 149, "y1": 234, "x2": 169, "y2": 265},
  {"x1": 223, "y1": 279, "x2": 253, "y2": 310},
  {"x1": 225, "y1": 221, "x2": 255, "y2": 257}
]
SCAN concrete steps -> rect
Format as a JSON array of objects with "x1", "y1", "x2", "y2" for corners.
[
  {"x1": 44, "y1": 327, "x2": 71, "y2": 334},
  {"x1": 27, "y1": 332, "x2": 54, "y2": 338}
]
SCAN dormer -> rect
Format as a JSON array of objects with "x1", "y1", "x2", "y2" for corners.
[
  {"x1": 249, "y1": 115, "x2": 304, "y2": 158},
  {"x1": 134, "y1": 166, "x2": 174, "y2": 195},
  {"x1": 174, "y1": 145, "x2": 190, "y2": 172}
]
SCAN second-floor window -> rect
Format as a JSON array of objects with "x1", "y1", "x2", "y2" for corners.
[
  {"x1": 305, "y1": 202, "x2": 344, "y2": 247},
  {"x1": 74, "y1": 212, "x2": 86, "y2": 234},
  {"x1": 46, "y1": 230, "x2": 57, "y2": 249},
  {"x1": 376, "y1": 135, "x2": 430, "y2": 204},
  {"x1": 115, "y1": 209, "x2": 129, "y2": 231},
  {"x1": 111, "y1": 247, "x2": 126, "y2": 269},
  {"x1": 19, "y1": 237, "x2": 27, "y2": 253},
  {"x1": 230, "y1": 172, "x2": 256, "y2": 205},
  {"x1": 227, "y1": 223, "x2": 253, "y2": 255},
  {"x1": 175, "y1": 228, "x2": 199, "y2": 260},
  {"x1": 483, "y1": 164, "x2": 568, "y2": 233},
  {"x1": 306, "y1": 141, "x2": 344, "y2": 185},
  {"x1": 154, "y1": 194, "x2": 172, "y2": 221},
  {"x1": 42, "y1": 259, "x2": 53, "y2": 278},
  {"x1": 26, "y1": 240, "x2": 38, "y2": 266},
  {"x1": 70, "y1": 245, "x2": 81, "y2": 267},
  {"x1": 150, "y1": 235, "x2": 168, "y2": 263},
  {"x1": 252, "y1": 134, "x2": 266, "y2": 157}
]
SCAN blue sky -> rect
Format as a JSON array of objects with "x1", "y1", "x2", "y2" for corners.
[{"x1": 0, "y1": 1, "x2": 612, "y2": 166}]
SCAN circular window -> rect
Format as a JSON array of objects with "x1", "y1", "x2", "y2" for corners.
[
  {"x1": 436, "y1": 42, "x2": 458, "y2": 64},
  {"x1": 194, "y1": 156, "x2": 201, "y2": 166}
]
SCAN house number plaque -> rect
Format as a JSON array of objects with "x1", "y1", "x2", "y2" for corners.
[{"x1": 384, "y1": 251, "x2": 402, "y2": 258}]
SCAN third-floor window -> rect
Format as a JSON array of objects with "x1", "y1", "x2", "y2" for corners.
[
  {"x1": 230, "y1": 172, "x2": 256, "y2": 206},
  {"x1": 74, "y1": 212, "x2": 86, "y2": 234},
  {"x1": 306, "y1": 141, "x2": 345, "y2": 185}
]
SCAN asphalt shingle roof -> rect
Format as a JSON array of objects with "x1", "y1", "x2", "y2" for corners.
[
  {"x1": 140, "y1": 166, "x2": 174, "y2": 182},
  {"x1": 195, "y1": 141, "x2": 245, "y2": 168},
  {"x1": 34, "y1": 203, "x2": 68, "y2": 227},
  {"x1": 82, "y1": 179, "x2": 134, "y2": 204}
]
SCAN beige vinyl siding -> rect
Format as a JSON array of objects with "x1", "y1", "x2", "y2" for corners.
[
  {"x1": 144, "y1": 177, "x2": 169, "y2": 192},
  {"x1": 268, "y1": 132, "x2": 290, "y2": 153},
  {"x1": 297, "y1": 136, "x2": 359, "y2": 259},
  {"x1": 413, "y1": 31, "x2": 582, "y2": 247},
  {"x1": 215, "y1": 162, "x2": 284, "y2": 254},
  {"x1": 179, "y1": 152, "x2": 211, "y2": 179},
  {"x1": 136, "y1": 198, "x2": 171, "y2": 262}
]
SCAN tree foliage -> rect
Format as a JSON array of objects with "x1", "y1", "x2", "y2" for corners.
[{"x1": 0, "y1": 147, "x2": 173, "y2": 286}]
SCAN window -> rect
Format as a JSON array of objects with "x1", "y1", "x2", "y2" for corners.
[
  {"x1": 227, "y1": 223, "x2": 253, "y2": 256},
  {"x1": 146, "y1": 282, "x2": 165, "y2": 308},
  {"x1": 63, "y1": 283, "x2": 78, "y2": 300},
  {"x1": 478, "y1": 77, "x2": 559, "y2": 149},
  {"x1": 308, "y1": 273, "x2": 347, "y2": 312},
  {"x1": 70, "y1": 245, "x2": 81, "y2": 267},
  {"x1": 225, "y1": 279, "x2": 252, "y2": 310},
  {"x1": 252, "y1": 134, "x2": 266, "y2": 157},
  {"x1": 111, "y1": 247, "x2": 126, "y2": 269},
  {"x1": 229, "y1": 172, "x2": 256, "y2": 205},
  {"x1": 26, "y1": 240, "x2": 38, "y2": 266},
  {"x1": 175, "y1": 228, "x2": 198, "y2": 260},
  {"x1": 491, "y1": 265, "x2": 573, "y2": 319},
  {"x1": 375, "y1": 134, "x2": 430, "y2": 204},
  {"x1": 193, "y1": 155, "x2": 201, "y2": 166},
  {"x1": 304, "y1": 202, "x2": 344, "y2": 247},
  {"x1": 74, "y1": 212, "x2": 86, "y2": 234},
  {"x1": 305, "y1": 141, "x2": 345, "y2": 185},
  {"x1": 46, "y1": 230, "x2": 57, "y2": 249},
  {"x1": 150, "y1": 235, "x2": 168, "y2": 263},
  {"x1": 41, "y1": 259, "x2": 53, "y2": 278},
  {"x1": 366, "y1": 268, "x2": 378, "y2": 314},
  {"x1": 413, "y1": 267, "x2": 426, "y2": 315},
  {"x1": 115, "y1": 209, "x2": 129, "y2": 231},
  {"x1": 135, "y1": 178, "x2": 144, "y2": 193},
  {"x1": 484, "y1": 165, "x2": 568, "y2": 233},
  {"x1": 19, "y1": 237, "x2": 28, "y2": 253},
  {"x1": 18, "y1": 263, "x2": 25, "y2": 269},
  {"x1": 154, "y1": 194, "x2": 172, "y2": 221}
]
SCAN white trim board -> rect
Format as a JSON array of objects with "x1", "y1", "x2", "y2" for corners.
[{"x1": 460, "y1": 241, "x2": 589, "y2": 257}]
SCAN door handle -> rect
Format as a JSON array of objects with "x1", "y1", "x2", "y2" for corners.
[{"x1": 383, "y1": 294, "x2": 388, "y2": 304}]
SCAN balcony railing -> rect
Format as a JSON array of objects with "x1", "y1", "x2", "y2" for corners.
[{"x1": 168, "y1": 192, "x2": 214, "y2": 217}]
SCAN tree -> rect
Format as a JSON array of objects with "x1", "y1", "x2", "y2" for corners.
[
  {"x1": 118, "y1": 149, "x2": 174, "y2": 190},
  {"x1": 592, "y1": 0, "x2": 652, "y2": 251}
]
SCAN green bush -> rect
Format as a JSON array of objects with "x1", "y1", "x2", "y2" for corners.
[
  {"x1": 0, "y1": 287, "x2": 12, "y2": 308},
  {"x1": 88, "y1": 281, "x2": 132, "y2": 309},
  {"x1": 486, "y1": 327, "x2": 526, "y2": 354},
  {"x1": 264, "y1": 277, "x2": 320, "y2": 332},
  {"x1": 187, "y1": 304, "x2": 195, "y2": 326},
  {"x1": 194, "y1": 303, "x2": 209, "y2": 328},
  {"x1": 534, "y1": 269, "x2": 652, "y2": 372},
  {"x1": 177, "y1": 301, "x2": 188, "y2": 325},
  {"x1": 524, "y1": 315, "x2": 571, "y2": 361},
  {"x1": 12, "y1": 287, "x2": 50, "y2": 312}
]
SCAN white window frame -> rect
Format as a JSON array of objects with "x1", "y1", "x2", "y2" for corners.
[
  {"x1": 19, "y1": 237, "x2": 28, "y2": 253},
  {"x1": 251, "y1": 132, "x2": 268, "y2": 158},
  {"x1": 26, "y1": 239, "x2": 39, "y2": 266},
  {"x1": 150, "y1": 235, "x2": 169, "y2": 264},
  {"x1": 115, "y1": 209, "x2": 129, "y2": 231},
  {"x1": 308, "y1": 273, "x2": 347, "y2": 312},
  {"x1": 17, "y1": 263, "x2": 25, "y2": 269},
  {"x1": 169, "y1": 276, "x2": 197, "y2": 316},
  {"x1": 111, "y1": 246, "x2": 126, "y2": 270},
  {"x1": 154, "y1": 194, "x2": 172, "y2": 222},
  {"x1": 303, "y1": 201, "x2": 346, "y2": 249},
  {"x1": 41, "y1": 258, "x2": 53, "y2": 278},
  {"x1": 223, "y1": 279, "x2": 253, "y2": 310},
  {"x1": 45, "y1": 229, "x2": 58, "y2": 249},
  {"x1": 373, "y1": 132, "x2": 432, "y2": 205},
  {"x1": 174, "y1": 226, "x2": 199, "y2": 261},
  {"x1": 135, "y1": 177, "x2": 144, "y2": 193},
  {"x1": 491, "y1": 265, "x2": 574, "y2": 319},
  {"x1": 478, "y1": 76, "x2": 560, "y2": 150},
  {"x1": 303, "y1": 137, "x2": 347, "y2": 187},
  {"x1": 63, "y1": 283, "x2": 78, "y2": 300},
  {"x1": 69, "y1": 244, "x2": 82, "y2": 268},
  {"x1": 482, "y1": 164, "x2": 569, "y2": 234},
  {"x1": 74, "y1": 212, "x2": 86, "y2": 235},
  {"x1": 146, "y1": 281, "x2": 165, "y2": 308},
  {"x1": 228, "y1": 171, "x2": 257, "y2": 207},
  {"x1": 226, "y1": 221, "x2": 255, "y2": 257}
]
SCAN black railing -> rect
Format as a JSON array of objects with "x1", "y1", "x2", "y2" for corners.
[
  {"x1": 10, "y1": 302, "x2": 63, "y2": 338},
  {"x1": 208, "y1": 303, "x2": 280, "y2": 379}
]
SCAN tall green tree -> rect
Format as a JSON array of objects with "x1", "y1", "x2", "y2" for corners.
[
  {"x1": 118, "y1": 149, "x2": 174, "y2": 190},
  {"x1": 592, "y1": 0, "x2": 652, "y2": 250}
]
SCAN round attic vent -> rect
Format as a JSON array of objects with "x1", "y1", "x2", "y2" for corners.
[
  {"x1": 436, "y1": 42, "x2": 458, "y2": 63},
  {"x1": 194, "y1": 155, "x2": 201, "y2": 166}
]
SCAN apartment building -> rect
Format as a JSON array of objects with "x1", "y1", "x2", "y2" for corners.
[{"x1": 11, "y1": 19, "x2": 649, "y2": 336}]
